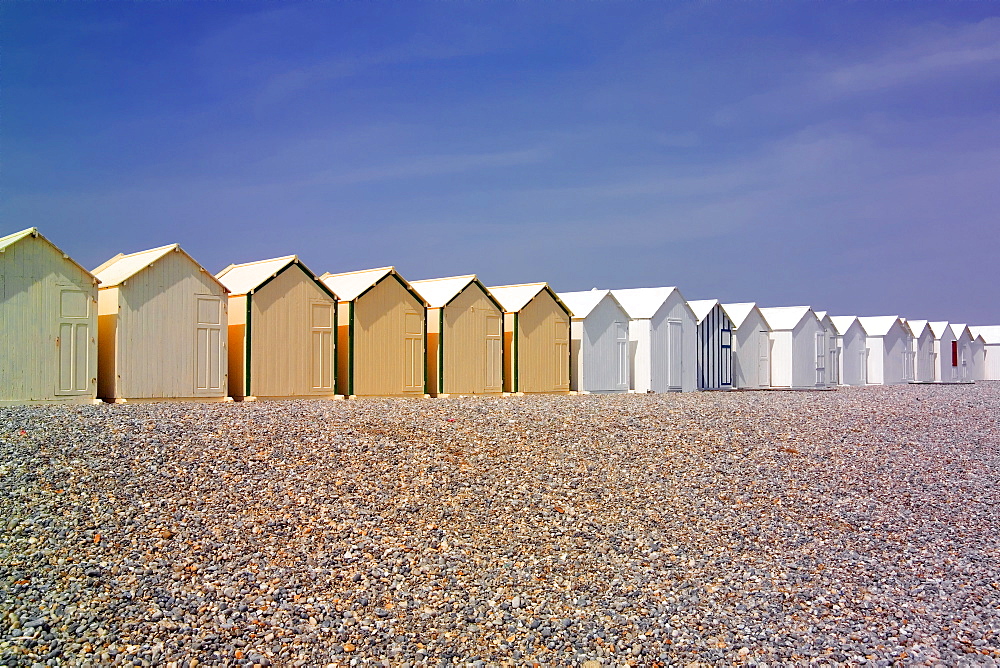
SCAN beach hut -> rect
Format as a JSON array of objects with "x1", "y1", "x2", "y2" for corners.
[
  {"x1": 814, "y1": 311, "x2": 841, "y2": 386},
  {"x1": 319, "y1": 267, "x2": 427, "y2": 398},
  {"x1": 971, "y1": 326, "x2": 1000, "y2": 380},
  {"x1": 903, "y1": 319, "x2": 936, "y2": 383},
  {"x1": 0, "y1": 227, "x2": 99, "y2": 405},
  {"x1": 611, "y1": 287, "x2": 698, "y2": 393},
  {"x1": 558, "y1": 289, "x2": 630, "y2": 394},
  {"x1": 758, "y1": 307, "x2": 831, "y2": 389},
  {"x1": 828, "y1": 316, "x2": 868, "y2": 386},
  {"x1": 857, "y1": 317, "x2": 914, "y2": 385},
  {"x1": 950, "y1": 324, "x2": 975, "y2": 382},
  {"x1": 410, "y1": 275, "x2": 504, "y2": 397},
  {"x1": 720, "y1": 302, "x2": 771, "y2": 389},
  {"x1": 928, "y1": 322, "x2": 959, "y2": 383},
  {"x1": 970, "y1": 331, "x2": 986, "y2": 381},
  {"x1": 487, "y1": 283, "x2": 572, "y2": 394},
  {"x1": 216, "y1": 256, "x2": 339, "y2": 401},
  {"x1": 687, "y1": 299, "x2": 734, "y2": 391},
  {"x1": 92, "y1": 244, "x2": 229, "y2": 402}
]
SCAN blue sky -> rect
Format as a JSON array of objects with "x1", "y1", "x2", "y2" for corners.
[{"x1": 3, "y1": 2, "x2": 999, "y2": 323}]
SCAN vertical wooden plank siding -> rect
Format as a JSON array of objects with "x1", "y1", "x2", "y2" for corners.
[
  {"x1": 111, "y1": 251, "x2": 227, "y2": 400},
  {"x1": 0, "y1": 235, "x2": 97, "y2": 404},
  {"x1": 577, "y1": 297, "x2": 630, "y2": 393},
  {"x1": 352, "y1": 277, "x2": 425, "y2": 396},
  {"x1": 441, "y1": 283, "x2": 503, "y2": 395},
  {"x1": 249, "y1": 266, "x2": 337, "y2": 398},
  {"x1": 516, "y1": 291, "x2": 570, "y2": 394},
  {"x1": 696, "y1": 306, "x2": 734, "y2": 390}
]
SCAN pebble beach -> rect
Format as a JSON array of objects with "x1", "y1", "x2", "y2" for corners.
[{"x1": 2, "y1": 383, "x2": 999, "y2": 667}]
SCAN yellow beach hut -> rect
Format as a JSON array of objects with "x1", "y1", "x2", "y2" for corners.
[
  {"x1": 410, "y1": 275, "x2": 504, "y2": 397},
  {"x1": 216, "y1": 255, "x2": 339, "y2": 401},
  {"x1": 319, "y1": 267, "x2": 428, "y2": 398},
  {"x1": 0, "y1": 227, "x2": 100, "y2": 405},
  {"x1": 92, "y1": 244, "x2": 229, "y2": 402}
]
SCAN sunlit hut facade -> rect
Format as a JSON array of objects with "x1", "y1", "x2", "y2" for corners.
[
  {"x1": 558, "y1": 289, "x2": 630, "y2": 394},
  {"x1": 320, "y1": 267, "x2": 428, "y2": 397},
  {"x1": 950, "y1": 323, "x2": 976, "y2": 382},
  {"x1": 903, "y1": 319, "x2": 936, "y2": 383},
  {"x1": 758, "y1": 306, "x2": 832, "y2": 389},
  {"x1": 217, "y1": 255, "x2": 339, "y2": 401},
  {"x1": 410, "y1": 275, "x2": 504, "y2": 397},
  {"x1": 928, "y1": 321, "x2": 959, "y2": 383},
  {"x1": 0, "y1": 227, "x2": 100, "y2": 406},
  {"x1": 829, "y1": 316, "x2": 868, "y2": 386},
  {"x1": 857, "y1": 316, "x2": 914, "y2": 385},
  {"x1": 687, "y1": 299, "x2": 734, "y2": 391},
  {"x1": 970, "y1": 326, "x2": 1000, "y2": 381},
  {"x1": 611, "y1": 287, "x2": 698, "y2": 393},
  {"x1": 92, "y1": 244, "x2": 229, "y2": 402},
  {"x1": 487, "y1": 283, "x2": 571, "y2": 394},
  {"x1": 720, "y1": 302, "x2": 771, "y2": 389},
  {"x1": 814, "y1": 311, "x2": 841, "y2": 386}
]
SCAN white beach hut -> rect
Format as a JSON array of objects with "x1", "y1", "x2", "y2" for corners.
[
  {"x1": 719, "y1": 302, "x2": 771, "y2": 389},
  {"x1": 687, "y1": 299, "x2": 734, "y2": 391},
  {"x1": 0, "y1": 227, "x2": 100, "y2": 406},
  {"x1": 93, "y1": 244, "x2": 229, "y2": 402},
  {"x1": 970, "y1": 326, "x2": 1000, "y2": 381},
  {"x1": 610, "y1": 287, "x2": 697, "y2": 393},
  {"x1": 814, "y1": 311, "x2": 841, "y2": 386},
  {"x1": 950, "y1": 324, "x2": 975, "y2": 383},
  {"x1": 857, "y1": 317, "x2": 914, "y2": 385},
  {"x1": 970, "y1": 331, "x2": 986, "y2": 381},
  {"x1": 829, "y1": 316, "x2": 868, "y2": 386},
  {"x1": 928, "y1": 322, "x2": 959, "y2": 383},
  {"x1": 558, "y1": 289, "x2": 630, "y2": 394},
  {"x1": 902, "y1": 319, "x2": 936, "y2": 383},
  {"x1": 758, "y1": 307, "x2": 831, "y2": 389}
]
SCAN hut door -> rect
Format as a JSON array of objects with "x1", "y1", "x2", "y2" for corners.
[
  {"x1": 757, "y1": 331, "x2": 770, "y2": 387},
  {"x1": 56, "y1": 288, "x2": 92, "y2": 395},
  {"x1": 720, "y1": 326, "x2": 733, "y2": 387},
  {"x1": 311, "y1": 302, "x2": 335, "y2": 391},
  {"x1": 615, "y1": 321, "x2": 629, "y2": 389},
  {"x1": 403, "y1": 311, "x2": 423, "y2": 392},
  {"x1": 485, "y1": 314, "x2": 502, "y2": 392},
  {"x1": 554, "y1": 319, "x2": 569, "y2": 391},
  {"x1": 815, "y1": 332, "x2": 826, "y2": 385},
  {"x1": 195, "y1": 296, "x2": 225, "y2": 394},
  {"x1": 667, "y1": 319, "x2": 683, "y2": 390}
]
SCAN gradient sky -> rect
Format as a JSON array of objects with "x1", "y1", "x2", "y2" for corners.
[{"x1": 4, "y1": 2, "x2": 999, "y2": 323}]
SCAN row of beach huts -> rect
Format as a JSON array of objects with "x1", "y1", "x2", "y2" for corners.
[{"x1": 2, "y1": 227, "x2": 997, "y2": 405}]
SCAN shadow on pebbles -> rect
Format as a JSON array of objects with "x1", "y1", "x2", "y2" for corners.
[{"x1": 2, "y1": 384, "x2": 1000, "y2": 667}]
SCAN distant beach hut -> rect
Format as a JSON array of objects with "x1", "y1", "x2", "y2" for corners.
[
  {"x1": 410, "y1": 275, "x2": 504, "y2": 397},
  {"x1": 487, "y1": 283, "x2": 572, "y2": 394},
  {"x1": 950, "y1": 324, "x2": 975, "y2": 383},
  {"x1": 814, "y1": 311, "x2": 841, "y2": 386},
  {"x1": 687, "y1": 299, "x2": 734, "y2": 391},
  {"x1": 857, "y1": 316, "x2": 914, "y2": 385},
  {"x1": 758, "y1": 306, "x2": 831, "y2": 389},
  {"x1": 319, "y1": 267, "x2": 428, "y2": 398},
  {"x1": 611, "y1": 287, "x2": 698, "y2": 393},
  {"x1": 92, "y1": 244, "x2": 229, "y2": 402},
  {"x1": 828, "y1": 316, "x2": 868, "y2": 386},
  {"x1": 970, "y1": 326, "x2": 1000, "y2": 381},
  {"x1": 216, "y1": 256, "x2": 339, "y2": 401},
  {"x1": 720, "y1": 302, "x2": 771, "y2": 389},
  {"x1": 558, "y1": 289, "x2": 631, "y2": 393},
  {"x1": 928, "y1": 322, "x2": 960, "y2": 383},
  {"x1": 0, "y1": 227, "x2": 99, "y2": 405},
  {"x1": 904, "y1": 319, "x2": 936, "y2": 383}
]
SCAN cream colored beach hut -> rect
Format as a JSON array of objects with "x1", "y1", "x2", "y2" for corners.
[
  {"x1": 487, "y1": 283, "x2": 572, "y2": 394},
  {"x1": 216, "y1": 256, "x2": 339, "y2": 401},
  {"x1": 903, "y1": 319, "x2": 936, "y2": 383},
  {"x1": 758, "y1": 306, "x2": 831, "y2": 389},
  {"x1": 970, "y1": 326, "x2": 1000, "y2": 380},
  {"x1": 410, "y1": 275, "x2": 503, "y2": 397},
  {"x1": 0, "y1": 227, "x2": 99, "y2": 405},
  {"x1": 558, "y1": 289, "x2": 630, "y2": 394},
  {"x1": 92, "y1": 244, "x2": 229, "y2": 402},
  {"x1": 829, "y1": 316, "x2": 868, "y2": 386},
  {"x1": 857, "y1": 316, "x2": 914, "y2": 385},
  {"x1": 611, "y1": 287, "x2": 698, "y2": 393},
  {"x1": 720, "y1": 302, "x2": 771, "y2": 389},
  {"x1": 320, "y1": 267, "x2": 427, "y2": 398},
  {"x1": 928, "y1": 322, "x2": 959, "y2": 383}
]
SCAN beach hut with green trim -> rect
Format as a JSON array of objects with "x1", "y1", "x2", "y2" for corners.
[
  {"x1": 216, "y1": 255, "x2": 340, "y2": 401},
  {"x1": 0, "y1": 227, "x2": 100, "y2": 406},
  {"x1": 410, "y1": 275, "x2": 504, "y2": 397},
  {"x1": 320, "y1": 267, "x2": 428, "y2": 398}
]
